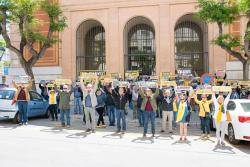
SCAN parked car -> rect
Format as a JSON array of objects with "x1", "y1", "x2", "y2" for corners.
[
  {"x1": 0, "y1": 88, "x2": 50, "y2": 123},
  {"x1": 225, "y1": 99, "x2": 250, "y2": 144}
]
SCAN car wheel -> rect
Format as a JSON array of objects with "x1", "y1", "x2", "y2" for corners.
[
  {"x1": 228, "y1": 124, "x2": 240, "y2": 145},
  {"x1": 13, "y1": 112, "x2": 20, "y2": 124},
  {"x1": 44, "y1": 109, "x2": 50, "y2": 118}
]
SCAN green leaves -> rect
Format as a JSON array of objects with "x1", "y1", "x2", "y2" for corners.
[
  {"x1": 197, "y1": 0, "x2": 239, "y2": 24},
  {"x1": 214, "y1": 34, "x2": 242, "y2": 49}
]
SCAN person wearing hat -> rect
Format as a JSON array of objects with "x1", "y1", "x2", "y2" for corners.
[
  {"x1": 176, "y1": 93, "x2": 190, "y2": 141},
  {"x1": 48, "y1": 86, "x2": 58, "y2": 121},
  {"x1": 160, "y1": 89, "x2": 175, "y2": 133},
  {"x1": 139, "y1": 86, "x2": 159, "y2": 138},
  {"x1": 12, "y1": 79, "x2": 33, "y2": 125},
  {"x1": 212, "y1": 92, "x2": 231, "y2": 146},
  {"x1": 55, "y1": 84, "x2": 73, "y2": 128},
  {"x1": 194, "y1": 93, "x2": 213, "y2": 138},
  {"x1": 80, "y1": 77, "x2": 99, "y2": 133}
]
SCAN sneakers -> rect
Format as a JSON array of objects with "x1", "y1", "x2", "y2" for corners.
[
  {"x1": 221, "y1": 141, "x2": 226, "y2": 146},
  {"x1": 143, "y1": 133, "x2": 146, "y2": 138},
  {"x1": 86, "y1": 129, "x2": 91, "y2": 132},
  {"x1": 160, "y1": 130, "x2": 165, "y2": 133},
  {"x1": 24, "y1": 122, "x2": 28, "y2": 125},
  {"x1": 66, "y1": 125, "x2": 70, "y2": 128},
  {"x1": 18, "y1": 123, "x2": 23, "y2": 126},
  {"x1": 92, "y1": 129, "x2": 95, "y2": 133}
]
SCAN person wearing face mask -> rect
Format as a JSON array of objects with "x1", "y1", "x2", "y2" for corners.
[
  {"x1": 139, "y1": 86, "x2": 159, "y2": 138},
  {"x1": 80, "y1": 77, "x2": 98, "y2": 133},
  {"x1": 112, "y1": 86, "x2": 130, "y2": 134},
  {"x1": 213, "y1": 92, "x2": 231, "y2": 146},
  {"x1": 194, "y1": 93, "x2": 213, "y2": 138},
  {"x1": 176, "y1": 93, "x2": 190, "y2": 141},
  {"x1": 160, "y1": 89, "x2": 175, "y2": 133},
  {"x1": 12, "y1": 79, "x2": 33, "y2": 125},
  {"x1": 55, "y1": 84, "x2": 73, "y2": 128}
]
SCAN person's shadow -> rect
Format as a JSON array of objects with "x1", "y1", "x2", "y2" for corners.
[
  {"x1": 131, "y1": 137, "x2": 154, "y2": 144},
  {"x1": 103, "y1": 132, "x2": 124, "y2": 139},
  {"x1": 66, "y1": 132, "x2": 91, "y2": 139},
  {"x1": 172, "y1": 139, "x2": 191, "y2": 146},
  {"x1": 212, "y1": 144, "x2": 235, "y2": 154},
  {"x1": 155, "y1": 134, "x2": 174, "y2": 141},
  {"x1": 194, "y1": 136, "x2": 215, "y2": 143}
]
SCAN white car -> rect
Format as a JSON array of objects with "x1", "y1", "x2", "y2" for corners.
[{"x1": 225, "y1": 99, "x2": 250, "y2": 144}]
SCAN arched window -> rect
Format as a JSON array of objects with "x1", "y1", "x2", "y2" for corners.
[
  {"x1": 175, "y1": 19, "x2": 206, "y2": 76},
  {"x1": 124, "y1": 17, "x2": 156, "y2": 76},
  {"x1": 76, "y1": 20, "x2": 105, "y2": 76}
]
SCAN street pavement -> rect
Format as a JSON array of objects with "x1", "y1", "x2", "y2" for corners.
[{"x1": 0, "y1": 111, "x2": 249, "y2": 167}]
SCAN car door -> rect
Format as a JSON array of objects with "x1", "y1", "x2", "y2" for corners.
[
  {"x1": 225, "y1": 101, "x2": 237, "y2": 134},
  {"x1": 29, "y1": 91, "x2": 44, "y2": 117}
]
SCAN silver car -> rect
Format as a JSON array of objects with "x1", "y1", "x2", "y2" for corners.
[{"x1": 0, "y1": 88, "x2": 50, "y2": 123}]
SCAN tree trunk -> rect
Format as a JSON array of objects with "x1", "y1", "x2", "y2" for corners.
[
  {"x1": 22, "y1": 62, "x2": 36, "y2": 91},
  {"x1": 243, "y1": 59, "x2": 250, "y2": 81}
]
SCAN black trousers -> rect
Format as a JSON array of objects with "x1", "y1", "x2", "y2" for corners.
[
  {"x1": 49, "y1": 104, "x2": 58, "y2": 120},
  {"x1": 96, "y1": 107, "x2": 105, "y2": 126}
]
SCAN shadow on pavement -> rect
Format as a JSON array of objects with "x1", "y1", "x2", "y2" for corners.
[
  {"x1": 172, "y1": 139, "x2": 192, "y2": 146},
  {"x1": 131, "y1": 137, "x2": 154, "y2": 144},
  {"x1": 103, "y1": 132, "x2": 123, "y2": 139},
  {"x1": 212, "y1": 144, "x2": 236, "y2": 154},
  {"x1": 66, "y1": 132, "x2": 92, "y2": 139}
]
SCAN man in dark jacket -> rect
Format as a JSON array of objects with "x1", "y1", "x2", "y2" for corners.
[
  {"x1": 105, "y1": 86, "x2": 116, "y2": 126},
  {"x1": 160, "y1": 89, "x2": 175, "y2": 133},
  {"x1": 112, "y1": 86, "x2": 130, "y2": 134}
]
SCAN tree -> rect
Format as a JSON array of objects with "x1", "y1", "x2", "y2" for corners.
[
  {"x1": 197, "y1": 0, "x2": 250, "y2": 80},
  {"x1": 0, "y1": 0, "x2": 67, "y2": 89}
]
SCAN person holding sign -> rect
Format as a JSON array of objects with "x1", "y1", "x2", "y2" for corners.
[
  {"x1": 176, "y1": 93, "x2": 190, "y2": 141},
  {"x1": 160, "y1": 89, "x2": 175, "y2": 133},
  {"x1": 12, "y1": 79, "x2": 33, "y2": 125},
  {"x1": 48, "y1": 87, "x2": 58, "y2": 121},
  {"x1": 193, "y1": 94, "x2": 213, "y2": 138},
  {"x1": 80, "y1": 77, "x2": 99, "y2": 133},
  {"x1": 139, "y1": 87, "x2": 159, "y2": 138},
  {"x1": 55, "y1": 84, "x2": 73, "y2": 128},
  {"x1": 212, "y1": 92, "x2": 231, "y2": 146},
  {"x1": 112, "y1": 86, "x2": 130, "y2": 134}
]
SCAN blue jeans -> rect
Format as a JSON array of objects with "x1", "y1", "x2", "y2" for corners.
[
  {"x1": 74, "y1": 97, "x2": 82, "y2": 114},
  {"x1": 138, "y1": 109, "x2": 144, "y2": 126},
  {"x1": 116, "y1": 109, "x2": 126, "y2": 131},
  {"x1": 60, "y1": 109, "x2": 71, "y2": 126},
  {"x1": 17, "y1": 101, "x2": 28, "y2": 124},
  {"x1": 144, "y1": 111, "x2": 156, "y2": 134},
  {"x1": 201, "y1": 116, "x2": 210, "y2": 134},
  {"x1": 107, "y1": 105, "x2": 116, "y2": 125}
]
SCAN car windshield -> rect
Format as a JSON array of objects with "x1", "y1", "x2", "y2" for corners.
[
  {"x1": 0, "y1": 90, "x2": 15, "y2": 100},
  {"x1": 241, "y1": 102, "x2": 250, "y2": 112}
]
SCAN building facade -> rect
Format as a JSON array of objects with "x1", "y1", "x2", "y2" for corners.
[{"x1": 9, "y1": 0, "x2": 250, "y2": 83}]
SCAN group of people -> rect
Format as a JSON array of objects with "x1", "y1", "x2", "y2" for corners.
[{"x1": 12, "y1": 75, "x2": 249, "y2": 147}]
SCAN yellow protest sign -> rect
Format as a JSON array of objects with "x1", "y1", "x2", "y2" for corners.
[
  {"x1": 160, "y1": 72, "x2": 170, "y2": 81},
  {"x1": 160, "y1": 81, "x2": 177, "y2": 87},
  {"x1": 238, "y1": 81, "x2": 250, "y2": 86},
  {"x1": 196, "y1": 89, "x2": 213, "y2": 95},
  {"x1": 54, "y1": 79, "x2": 72, "y2": 86},
  {"x1": 212, "y1": 86, "x2": 232, "y2": 92},
  {"x1": 125, "y1": 70, "x2": 139, "y2": 80},
  {"x1": 109, "y1": 73, "x2": 122, "y2": 79}
]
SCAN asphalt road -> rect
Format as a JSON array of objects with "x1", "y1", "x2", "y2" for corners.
[{"x1": 0, "y1": 114, "x2": 249, "y2": 167}]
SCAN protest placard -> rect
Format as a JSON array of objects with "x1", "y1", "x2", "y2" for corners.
[
  {"x1": 212, "y1": 86, "x2": 232, "y2": 92},
  {"x1": 125, "y1": 70, "x2": 139, "y2": 80},
  {"x1": 160, "y1": 80, "x2": 177, "y2": 88},
  {"x1": 160, "y1": 72, "x2": 170, "y2": 81},
  {"x1": 54, "y1": 79, "x2": 72, "y2": 86}
]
